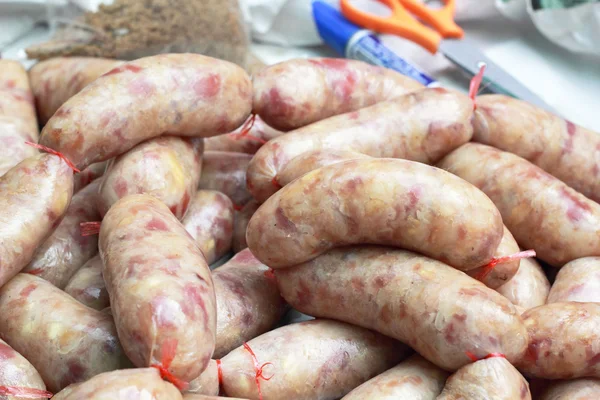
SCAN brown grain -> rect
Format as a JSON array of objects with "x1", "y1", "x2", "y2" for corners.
[{"x1": 27, "y1": 0, "x2": 249, "y2": 66}]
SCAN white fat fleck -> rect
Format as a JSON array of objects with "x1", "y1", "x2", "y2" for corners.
[
  {"x1": 22, "y1": 320, "x2": 34, "y2": 334},
  {"x1": 433, "y1": 308, "x2": 448, "y2": 332},
  {"x1": 47, "y1": 322, "x2": 63, "y2": 339},
  {"x1": 119, "y1": 386, "x2": 151, "y2": 399},
  {"x1": 152, "y1": 296, "x2": 186, "y2": 328}
]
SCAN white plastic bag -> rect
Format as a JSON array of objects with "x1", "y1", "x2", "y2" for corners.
[
  {"x1": 498, "y1": 0, "x2": 600, "y2": 54},
  {"x1": 240, "y1": 0, "x2": 321, "y2": 46}
]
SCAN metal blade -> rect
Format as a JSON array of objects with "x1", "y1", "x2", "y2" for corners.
[{"x1": 439, "y1": 38, "x2": 557, "y2": 114}]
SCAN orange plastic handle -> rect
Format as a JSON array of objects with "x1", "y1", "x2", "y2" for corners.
[
  {"x1": 340, "y1": 0, "x2": 464, "y2": 54},
  {"x1": 401, "y1": 0, "x2": 464, "y2": 39}
]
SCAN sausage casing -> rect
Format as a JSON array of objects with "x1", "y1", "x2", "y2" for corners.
[
  {"x1": 473, "y1": 94, "x2": 600, "y2": 203},
  {"x1": 199, "y1": 151, "x2": 253, "y2": 208},
  {"x1": 40, "y1": 54, "x2": 252, "y2": 170},
  {"x1": 247, "y1": 88, "x2": 474, "y2": 202},
  {"x1": 220, "y1": 319, "x2": 410, "y2": 400},
  {"x1": 253, "y1": 58, "x2": 423, "y2": 131},
  {"x1": 437, "y1": 357, "x2": 531, "y2": 400},
  {"x1": 98, "y1": 136, "x2": 203, "y2": 219},
  {"x1": 247, "y1": 158, "x2": 503, "y2": 270},
  {"x1": 64, "y1": 255, "x2": 109, "y2": 311},
  {"x1": 496, "y1": 257, "x2": 550, "y2": 311},
  {"x1": 518, "y1": 302, "x2": 600, "y2": 379},
  {"x1": 51, "y1": 368, "x2": 182, "y2": 400},
  {"x1": 0, "y1": 154, "x2": 74, "y2": 287},
  {"x1": 23, "y1": 178, "x2": 102, "y2": 288},
  {"x1": 185, "y1": 360, "x2": 219, "y2": 396},
  {"x1": 547, "y1": 257, "x2": 600, "y2": 303},
  {"x1": 276, "y1": 149, "x2": 369, "y2": 188},
  {"x1": 465, "y1": 226, "x2": 521, "y2": 289},
  {"x1": 539, "y1": 378, "x2": 600, "y2": 400},
  {"x1": 212, "y1": 249, "x2": 287, "y2": 358},
  {"x1": 0, "y1": 338, "x2": 47, "y2": 400},
  {"x1": 100, "y1": 194, "x2": 216, "y2": 382},
  {"x1": 438, "y1": 143, "x2": 600, "y2": 266},
  {"x1": 204, "y1": 116, "x2": 283, "y2": 154},
  {"x1": 341, "y1": 354, "x2": 449, "y2": 400},
  {"x1": 275, "y1": 246, "x2": 527, "y2": 370},
  {"x1": 0, "y1": 60, "x2": 39, "y2": 176},
  {"x1": 182, "y1": 190, "x2": 234, "y2": 265},
  {"x1": 0, "y1": 274, "x2": 130, "y2": 392},
  {"x1": 29, "y1": 57, "x2": 123, "y2": 124},
  {"x1": 73, "y1": 161, "x2": 107, "y2": 193},
  {"x1": 233, "y1": 200, "x2": 259, "y2": 253}
]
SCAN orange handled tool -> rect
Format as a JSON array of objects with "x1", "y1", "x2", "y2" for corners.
[{"x1": 340, "y1": 0, "x2": 464, "y2": 53}]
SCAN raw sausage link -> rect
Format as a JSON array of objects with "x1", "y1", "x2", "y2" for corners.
[
  {"x1": 547, "y1": 257, "x2": 600, "y2": 303},
  {"x1": 518, "y1": 302, "x2": 600, "y2": 379},
  {"x1": 438, "y1": 143, "x2": 600, "y2": 267},
  {"x1": 253, "y1": 58, "x2": 423, "y2": 131},
  {"x1": 40, "y1": 54, "x2": 252, "y2": 170},
  {"x1": 185, "y1": 360, "x2": 219, "y2": 396},
  {"x1": 0, "y1": 60, "x2": 39, "y2": 176},
  {"x1": 473, "y1": 94, "x2": 600, "y2": 203},
  {"x1": 199, "y1": 151, "x2": 253, "y2": 208},
  {"x1": 247, "y1": 158, "x2": 503, "y2": 270},
  {"x1": 0, "y1": 153, "x2": 74, "y2": 287},
  {"x1": 465, "y1": 226, "x2": 521, "y2": 289},
  {"x1": 64, "y1": 255, "x2": 109, "y2": 311},
  {"x1": 275, "y1": 246, "x2": 527, "y2": 370},
  {"x1": 220, "y1": 319, "x2": 410, "y2": 400},
  {"x1": 496, "y1": 258, "x2": 550, "y2": 312},
  {"x1": 233, "y1": 200, "x2": 259, "y2": 253},
  {"x1": 0, "y1": 274, "x2": 130, "y2": 392},
  {"x1": 205, "y1": 116, "x2": 283, "y2": 154},
  {"x1": 276, "y1": 149, "x2": 369, "y2": 188},
  {"x1": 100, "y1": 194, "x2": 216, "y2": 383},
  {"x1": 248, "y1": 88, "x2": 474, "y2": 202},
  {"x1": 98, "y1": 136, "x2": 203, "y2": 218},
  {"x1": 437, "y1": 357, "x2": 531, "y2": 400},
  {"x1": 51, "y1": 368, "x2": 182, "y2": 400},
  {"x1": 212, "y1": 248, "x2": 287, "y2": 358},
  {"x1": 539, "y1": 378, "x2": 600, "y2": 400},
  {"x1": 182, "y1": 190, "x2": 234, "y2": 265},
  {"x1": 73, "y1": 161, "x2": 107, "y2": 193},
  {"x1": 23, "y1": 178, "x2": 102, "y2": 289},
  {"x1": 29, "y1": 57, "x2": 123, "y2": 124},
  {"x1": 341, "y1": 354, "x2": 449, "y2": 400},
  {"x1": 0, "y1": 338, "x2": 47, "y2": 399}
]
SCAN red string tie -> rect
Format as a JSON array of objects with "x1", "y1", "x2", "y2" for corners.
[
  {"x1": 263, "y1": 269, "x2": 277, "y2": 282},
  {"x1": 25, "y1": 141, "x2": 80, "y2": 173},
  {"x1": 270, "y1": 177, "x2": 281, "y2": 189},
  {"x1": 80, "y1": 221, "x2": 102, "y2": 236},
  {"x1": 474, "y1": 250, "x2": 536, "y2": 281},
  {"x1": 216, "y1": 359, "x2": 223, "y2": 386},
  {"x1": 150, "y1": 338, "x2": 189, "y2": 391},
  {"x1": 468, "y1": 63, "x2": 487, "y2": 110},
  {"x1": 465, "y1": 351, "x2": 507, "y2": 362},
  {"x1": 229, "y1": 115, "x2": 266, "y2": 144},
  {"x1": 243, "y1": 342, "x2": 274, "y2": 400},
  {"x1": 0, "y1": 386, "x2": 53, "y2": 399},
  {"x1": 25, "y1": 268, "x2": 45, "y2": 276}
]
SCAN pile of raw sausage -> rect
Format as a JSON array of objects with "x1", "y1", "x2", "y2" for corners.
[{"x1": 0, "y1": 52, "x2": 599, "y2": 400}]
